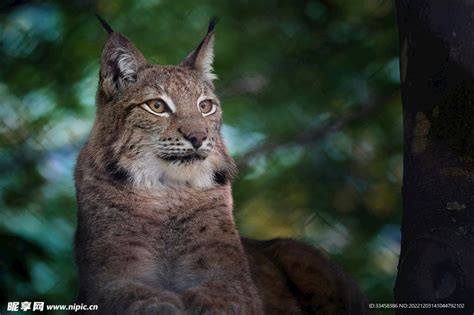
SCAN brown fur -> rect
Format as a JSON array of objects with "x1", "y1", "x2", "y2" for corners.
[
  {"x1": 74, "y1": 20, "x2": 370, "y2": 314},
  {"x1": 242, "y1": 238, "x2": 371, "y2": 314}
]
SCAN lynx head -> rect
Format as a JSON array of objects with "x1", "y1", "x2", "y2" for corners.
[{"x1": 88, "y1": 18, "x2": 236, "y2": 189}]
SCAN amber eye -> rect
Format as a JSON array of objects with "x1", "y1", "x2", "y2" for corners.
[
  {"x1": 199, "y1": 100, "x2": 216, "y2": 116},
  {"x1": 140, "y1": 99, "x2": 169, "y2": 116},
  {"x1": 147, "y1": 99, "x2": 167, "y2": 113}
]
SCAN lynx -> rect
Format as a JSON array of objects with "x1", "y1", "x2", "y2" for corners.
[{"x1": 74, "y1": 17, "x2": 370, "y2": 315}]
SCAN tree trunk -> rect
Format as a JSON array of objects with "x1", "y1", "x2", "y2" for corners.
[{"x1": 395, "y1": 1, "x2": 474, "y2": 313}]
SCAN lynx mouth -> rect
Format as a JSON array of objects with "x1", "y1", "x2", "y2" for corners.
[{"x1": 159, "y1": 153, "x2": 207, "y2": 163}]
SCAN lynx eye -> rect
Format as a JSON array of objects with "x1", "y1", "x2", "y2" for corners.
[
  {"x1": 198, "y1": 100, "x2": 216, "y2": 116},
  {"x1": 140, "y1": 99, "x2": 170, "y2": 117}
]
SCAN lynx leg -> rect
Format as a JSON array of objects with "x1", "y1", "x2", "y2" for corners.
[{"x1": 78, "y1": 279, "x2": 184, "y2": 315}]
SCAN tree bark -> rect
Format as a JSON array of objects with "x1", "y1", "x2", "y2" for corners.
[{"x1": 395, "y1": 1, "x2": 474, "y2": 314}]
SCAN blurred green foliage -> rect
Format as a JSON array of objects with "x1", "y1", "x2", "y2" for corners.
[{"x1": 0, "y1": 0, "x2": 401, "y2": 313}]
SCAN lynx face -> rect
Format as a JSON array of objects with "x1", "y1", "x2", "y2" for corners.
[
  {"x1": 123, "y1": 66, "x2": 220, "y2": 162},
  {"x1": 90, "y1": 21, "x2": 235, "y2": 189}
]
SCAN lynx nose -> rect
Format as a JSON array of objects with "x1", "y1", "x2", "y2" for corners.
[{"x1": 181, "y1": 131, "x2": 207, "y2": 149}]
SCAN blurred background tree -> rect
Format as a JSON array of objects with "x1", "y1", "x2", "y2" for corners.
[
  {"x1": 395, "y1": 1, "x2": 474, "y2": 311},
  {"x1": 0, "y1": 0, "x2": 400, "y2": 313}
]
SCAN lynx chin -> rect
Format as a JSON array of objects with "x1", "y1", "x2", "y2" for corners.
[{"x1": 74, "y1": 16, "x2": 370, "y2": 315}]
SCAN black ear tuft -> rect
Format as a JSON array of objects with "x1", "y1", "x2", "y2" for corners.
[
  {"x1": 96, "y1": 14, "x2": 114, "y2": 35},
  {"x1": 208, "y1": 17, "x2": 219, "y2": 34},
  {"x1": 98, "y1": 28, "x2": 146, "y2": 99},
  {"x1": 180, "y1": 18, "x2": 219, "y2": 81}
]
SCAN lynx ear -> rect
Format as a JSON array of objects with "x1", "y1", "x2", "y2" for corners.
[
  {"x1": 181, "y1": 18, "x2": 218, "y2": 81},
  {"x1": 97, "y1": 17, "x2": 146, "y2": 98}
]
